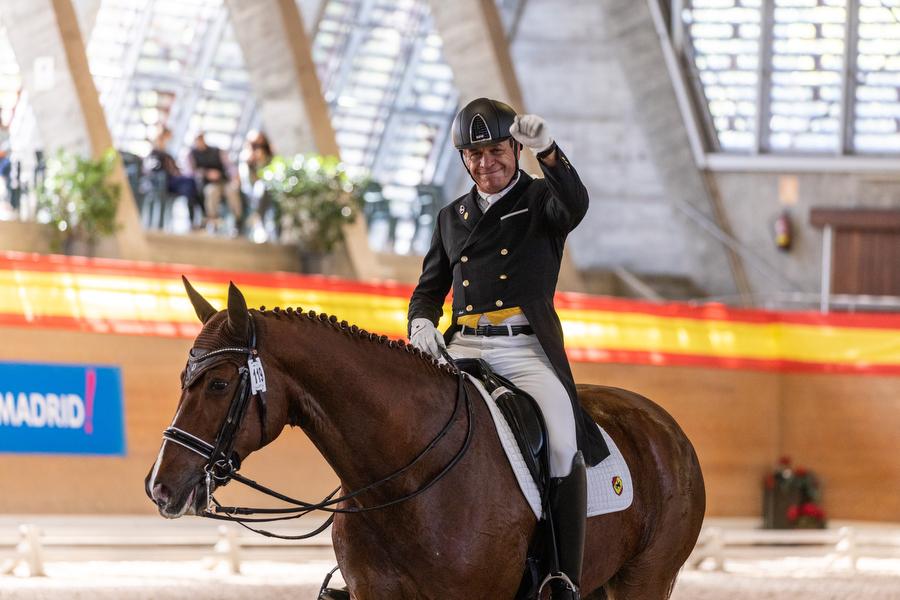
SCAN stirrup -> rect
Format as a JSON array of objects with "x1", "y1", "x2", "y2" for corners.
[
  {"x1": 317, "y1": 565, "x2": 350, "y2": 600},
  {"x1": 537, "y1": 572, "x2": 580, "y2": 599}
]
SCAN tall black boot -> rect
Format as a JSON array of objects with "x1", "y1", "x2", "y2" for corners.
[{"x1": 549, "y1": 452, "x2": 587, "y2": 600}]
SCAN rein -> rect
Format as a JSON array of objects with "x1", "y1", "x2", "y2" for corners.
[{"x1": 161, "y1": 312, "x2": 474, "y2": 540}]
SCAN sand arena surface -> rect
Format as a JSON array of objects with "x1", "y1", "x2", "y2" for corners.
[{"x1": 2, "y1": 558, "x2": 900, "y2": 599}]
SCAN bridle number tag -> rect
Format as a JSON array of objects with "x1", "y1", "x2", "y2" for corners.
[{"x1": 249, "y1": 357, "x2": 267, "y2": 393}]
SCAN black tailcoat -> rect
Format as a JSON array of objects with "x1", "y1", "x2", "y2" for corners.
[{"x1": 408, "y1": 147, "x2": 609, "y2": 466}]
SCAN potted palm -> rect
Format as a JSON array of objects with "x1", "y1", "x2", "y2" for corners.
[
  {"x1": 261, "y1": 154, "x2": 366, "y2": 272},
  {"x1": 37, "y1": 148, "x2": 121, "y2": 256}
]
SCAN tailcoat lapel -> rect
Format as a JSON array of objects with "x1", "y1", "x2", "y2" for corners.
[
  {"x1": 461, "y1": 171, "x2": 532, "y2": 251},
  {"x1": 454, "y1": 190, "x2": 482, "y2": 233}
]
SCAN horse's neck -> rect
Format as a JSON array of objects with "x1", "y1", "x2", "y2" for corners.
[{"x1": 266, "y1": 316, "x2": 458, "y2": 492}]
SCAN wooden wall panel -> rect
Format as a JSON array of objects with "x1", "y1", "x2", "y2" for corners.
[
  {"x1": 0, "y1": 327, "x2": 337, "y2": 515},
  {"x1": 781, "y1": 374, "x2": 900, "y2": 522},
  {"x1": 1, "y1": 326, "x2": 898, "y2": 523}
]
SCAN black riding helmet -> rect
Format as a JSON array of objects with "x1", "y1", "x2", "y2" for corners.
[
  {"x1": 452, "y1": 97, "x2": 518, "y2": 150},
  {"x1": 451, "y1": 97, "x2": 521, "y2": 185}
]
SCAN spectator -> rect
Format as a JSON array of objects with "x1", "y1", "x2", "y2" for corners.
[
  {"x1": 239, "y1": 130, "x2": 275, "y2": 241},
  {"x1": 144, "y1": 127, "x2": 204, "y2": 229},
  {"x1": 188, "y1": 132, "x2": 242, "y2": 234}
]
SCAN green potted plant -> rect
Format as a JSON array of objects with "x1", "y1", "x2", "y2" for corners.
[
  {"x1": 261, "y1": 154, "x2": 366, "y2": 271},
  {"x1": 37, "y1": 148, "x2": 121, "y2": 255}
]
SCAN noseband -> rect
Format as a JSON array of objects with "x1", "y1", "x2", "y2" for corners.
[
  {"x1": 163, "y1": 314, "x2": 268, "y2": 490},
  {"x1": 160, "y1": 311, "x2": 473, "y2": 540}
]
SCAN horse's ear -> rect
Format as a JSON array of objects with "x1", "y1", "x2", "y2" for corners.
[
  {"x1": 226, "y1": 281, "x2": 249, "y2": 339},
  {"x1": 182, "y1": 276, "x2": 217, "y2": 324}
]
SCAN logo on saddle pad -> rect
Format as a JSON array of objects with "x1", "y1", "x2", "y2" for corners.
[{"x1": 611, "y1": 475, "x2": 624, "y2": 496}]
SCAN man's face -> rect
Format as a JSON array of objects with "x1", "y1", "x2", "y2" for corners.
[{"x1": 462, "y1": 140, "x2": 518, "y2": 194}]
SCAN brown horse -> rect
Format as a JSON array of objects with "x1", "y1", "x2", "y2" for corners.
[{"x1": 146, "y1": 281, "x2": 705, "y2": 599}]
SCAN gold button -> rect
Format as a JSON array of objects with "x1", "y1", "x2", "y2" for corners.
[
  {"x1": 499, "y1": 274, "x2": 508, "y2": 280},
  {"x1": 466, "y1": 304, "x2": 473, "y2": 311},
  {"x1": 500, "y1": 248, "x2": 508, "y2": 256},
  {"x1": 461, "y1": 256, "x2": 468, "y2": 263},
  {"x1": 495, "y1": 300, "x2": 503, "y2": 307},
  {"x1": 463, "y1": 280, "x2": 470, "y2": 287}
]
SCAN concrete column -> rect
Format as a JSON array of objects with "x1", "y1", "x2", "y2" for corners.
[
  {"x1": 597, "y1": 0, "x2": 743, "y2": 298},
  {"x1": 428, "y1": 0, "x2": 584, "y2": 291},
  {"x1": 224, "y1": 0, "x2": 378, "y2": 278},
  {"x1": 0, "y1": 0, "x2": 147, "y2": 259},
  {"x1": 224, "y1": 0, "x2": 337, "y2": 156}
]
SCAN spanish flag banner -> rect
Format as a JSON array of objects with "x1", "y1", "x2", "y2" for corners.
[{"x1": 1, "y1": 252, "x2": 898, "y2": 375}]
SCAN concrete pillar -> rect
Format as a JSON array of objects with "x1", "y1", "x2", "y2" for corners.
[
  {"x1": 0, "y1": 0, "x2": 147, "y2": 259},
  {"x1": 597, "y1": 0, "x2": 744, "y2": 299},
  {"x1": 224, "y1": 0, "x2": 377, "y2": 278},
  {"x1": 428, "y1": 0, "x2": 584, "y2": 291},
  {"x1": 224, "y1": 0, "x2": 337, "y2": 156}
]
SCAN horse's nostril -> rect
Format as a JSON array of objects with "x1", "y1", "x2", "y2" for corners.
[{"x1": 152, "y1": 483, "x2": 171, "y2": 507}]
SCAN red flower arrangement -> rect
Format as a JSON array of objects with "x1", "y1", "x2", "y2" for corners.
[{"x1": 763, "y1": 456, "x2": 826, "y2": 529}]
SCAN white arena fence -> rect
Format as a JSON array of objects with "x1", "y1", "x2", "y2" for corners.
[
  {"x1": 0, "y1": 517, "x2": 334, "y2": 577},
  {"x1": 1, "y1": 517, "x2": 899, "y2": 578},
  {"x1": 688, "y1": 519, "x2": 900, "y2": 573}
]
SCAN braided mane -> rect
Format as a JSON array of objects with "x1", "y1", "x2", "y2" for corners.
[{"x1": 254, "y1": 305, "x2": 457, "y2": 377}]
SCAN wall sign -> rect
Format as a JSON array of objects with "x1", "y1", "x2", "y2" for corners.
[{"x1": 0, "y1": 361, "x2": 126, "y2": 456}]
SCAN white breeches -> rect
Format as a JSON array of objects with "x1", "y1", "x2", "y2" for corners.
[{"x1": 448, "y1": 331, "x2": 577, "y2": 478}]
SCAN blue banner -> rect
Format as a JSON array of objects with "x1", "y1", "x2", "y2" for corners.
[{"x1": 0, "y1": 361, "x2": 126, "y2": 456}]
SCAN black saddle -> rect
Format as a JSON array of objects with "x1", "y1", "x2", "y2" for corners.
[{"x1": 455, "y1": 358, "x2": 551, "y2": 498}]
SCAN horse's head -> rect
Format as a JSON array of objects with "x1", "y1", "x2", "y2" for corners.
[{"x1": 145, "y1": 278, "x2": 278, "y2": 518}]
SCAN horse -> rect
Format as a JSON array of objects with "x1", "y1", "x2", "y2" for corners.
[{"x1": 145, "y1": 280, "x2": 705, "y2": 599}]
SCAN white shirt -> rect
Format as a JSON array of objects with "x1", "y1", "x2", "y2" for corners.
[
  {"x1": 473, "y1": 172, "x2": 528, "y2": 327},
  {"x1": 476, "y1": 172, "x2": 520, "y2": 214}
]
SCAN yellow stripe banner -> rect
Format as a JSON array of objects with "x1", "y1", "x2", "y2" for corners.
[{"x1": 1, "y1": 252, "x2": 899, "y2": 374}]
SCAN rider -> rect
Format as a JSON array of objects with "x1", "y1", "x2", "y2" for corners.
[{"x1": 407, "y1": 97, "x2": 609, "y2": 599}]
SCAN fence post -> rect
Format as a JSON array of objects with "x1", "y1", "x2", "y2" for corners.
[
  {"x1": 213, "y1": 525, "x2": 242, "y2": 574},
  {"x1": 707, "y1": 527, "x2": 725, "y2": 571},
  {"x1": 17, "y1": 524, "x2": 46, "y2": 577},
  {"x1": 836, "y1": 526, "x2": 857, "y2": 573}
]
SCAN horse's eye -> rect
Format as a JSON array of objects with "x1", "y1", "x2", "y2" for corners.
[{"x1": 209, "y1": 379, "x2": 229, "y2": 392}]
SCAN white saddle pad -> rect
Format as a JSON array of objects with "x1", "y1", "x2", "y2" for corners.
[{"x1": 465, "y1": 374, "x2": 634, "y2": 520}]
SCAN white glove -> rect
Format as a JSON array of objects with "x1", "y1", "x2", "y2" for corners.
[
  {"x1": 409, "y1": 318, "x2": 446, "y2": 359},
  {"x1": 509, "y1": 114, "x2": 554, "y2": 154}
]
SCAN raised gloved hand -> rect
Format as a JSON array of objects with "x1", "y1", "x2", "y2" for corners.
[
  {"x1": 509, "y1": 114, "x2": 554, "y2": 154},
  {"x1": 409, "y1": 317, "x2": 446, "y2": 359}
]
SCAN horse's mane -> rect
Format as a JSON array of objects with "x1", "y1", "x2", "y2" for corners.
[{"x1": 253, "y1": 305, "x2": 458, "y2": 378}]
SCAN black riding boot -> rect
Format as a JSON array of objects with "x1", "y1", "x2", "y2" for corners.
[{"x1": 549, "y1": 451, "x2": 587, "y2": 600}]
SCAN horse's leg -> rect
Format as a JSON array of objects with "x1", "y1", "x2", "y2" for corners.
[
  {"x1": 602, "y1": 558, "x2": 680, "y2": 600},
  {"x1": 583, "y1": 588, "x2": 609, "y2": 600}
]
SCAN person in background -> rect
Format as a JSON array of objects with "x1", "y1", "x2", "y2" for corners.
[
  {"x1": 189, "y1": 132, "x2": 242, "y2": 234},
  {"x1": 239, "y1": 130, "x2": 275, "y2": 242},
  {"x1": 145, "y1": 126, "x2": 204, "y2": 229}
]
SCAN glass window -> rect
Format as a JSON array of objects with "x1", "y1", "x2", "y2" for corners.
[
  {"x1": 854, "y1": 0, "x2": 900, "y2": 153},
  {"x1": 685, "y1": 0, "x2": 761, "y2": 151},
  {"x1": 684, "y1": 0, "x2": 900, "y2": 155}
]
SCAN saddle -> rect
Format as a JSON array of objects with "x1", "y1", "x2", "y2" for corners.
[{"x1": 455, "y1": 358, "x2": 551, "y2": 498}]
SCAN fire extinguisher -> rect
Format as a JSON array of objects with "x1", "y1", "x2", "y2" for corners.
[{"x1": 774, "y1": 210, "x2": 793, "y2": 251}]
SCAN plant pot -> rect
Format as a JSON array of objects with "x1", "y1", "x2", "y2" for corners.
[
  {"x1": 298, "y1": 249, "x2": 327, "y2": 274},
  {"x1": 62, "y1": 232, "x2": 97, "y2": 258}
]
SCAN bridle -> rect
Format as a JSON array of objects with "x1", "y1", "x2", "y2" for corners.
[{"x1": 161, "y1": 311, "x2": 474, "y2": 540}]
